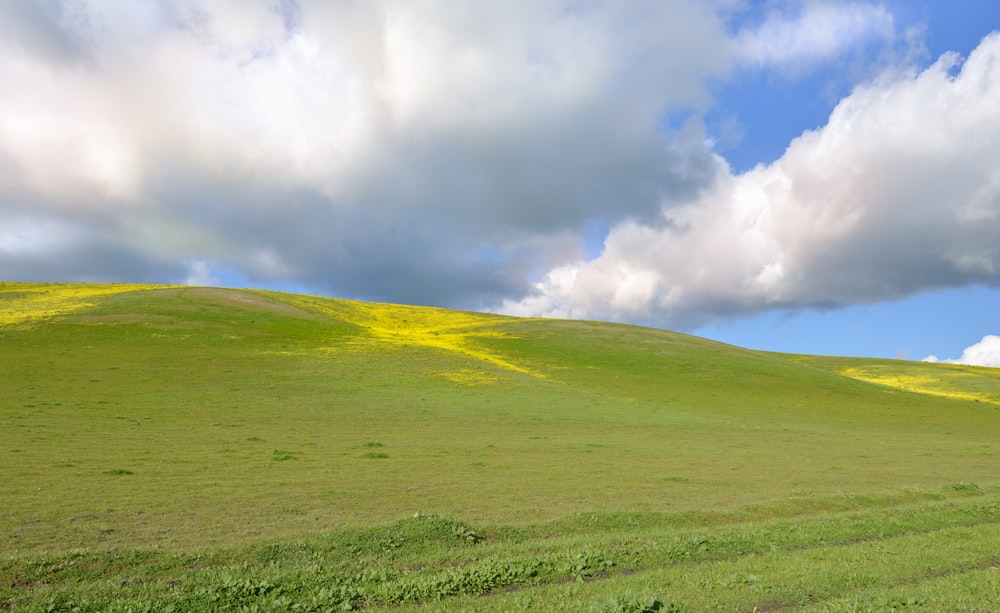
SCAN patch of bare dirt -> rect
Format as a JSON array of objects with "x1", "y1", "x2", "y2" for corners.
[{"x1": 180, "y1": 288, "x2": 319, "y2": 319}]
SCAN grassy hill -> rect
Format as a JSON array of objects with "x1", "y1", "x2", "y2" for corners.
[{"x1": 1, "y1": 282, "x2": 998, "y2": 611}]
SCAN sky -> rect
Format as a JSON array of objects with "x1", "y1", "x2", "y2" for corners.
[{"x1": 1, "y1": 1, "x2": 1000, "y2": 366}]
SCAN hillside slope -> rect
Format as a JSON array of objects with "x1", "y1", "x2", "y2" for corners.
[
  {"x1": 790, "y1": 353, "x2": 1000, "y2": 405},
  {"x1": 2, "y1": 283, "x2": 998, "y2": 555}
]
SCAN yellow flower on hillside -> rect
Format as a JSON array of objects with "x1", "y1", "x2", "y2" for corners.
[
  {"x1": 0, "y1": 283, "x2": 160, "y2": 328},
  {"x1": 839, "y1": 366, "x2": 1000, "y2": 405},
  {"x1": 282, "y1": 293, "x2": 547, "y2": 380}
]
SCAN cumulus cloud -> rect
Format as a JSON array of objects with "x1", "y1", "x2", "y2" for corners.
[
  {"x1": 0, "y1": 0, "x2": 739, "y2": 307},
  {"x1": 4, "y1": 0, "x2": 990, "y2": 327},
  {"x1": 184, "y1": 259, "x2": 218, "y2": 287},
  {"x1": 734, "y1": 1, "x2": 895, "y2": 70},
  {"x1": 504, "y1": 31, "x2": 1000, "y2": 327},
  {"x1": 924, "y1": 335, "x2": 1000, "y2": 368}
]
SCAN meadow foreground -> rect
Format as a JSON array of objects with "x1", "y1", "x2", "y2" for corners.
[{"x1": 2, "y1": 283, "x2": 998, "y2": 611}]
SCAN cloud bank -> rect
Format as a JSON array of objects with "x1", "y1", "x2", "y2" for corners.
[
  {"x1": 1, "y1": 1, "x2": 998, "y2": 329},
  {"x1": 1, "y1": 0, "x2": 733, "y2": 304},
  {"x1": 924, "y1": 335, "x2": 1000, "y2": 368},
  {"x1": 505, "y1": 31, "x2": 1000, "y2": 327}
]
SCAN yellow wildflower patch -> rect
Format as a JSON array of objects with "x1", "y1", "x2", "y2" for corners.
[
  {"x1": 280, "y1": 293, "x2": 547, "y2": 380},
  {"x1": 839, "y1": 366, "x2": 1000, "y2": 405},
  {"x1": 0, "y1": 283, "x2": 162, "y2": 328}
]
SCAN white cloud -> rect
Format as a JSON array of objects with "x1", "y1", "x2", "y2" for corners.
[
  {"x1": 735, "y1": 2, "x2": 895, "y2": 70},
  {"x1": 184, "y1": 260, "x2": 218, "y2": 287},
  {"x1": 2, "y1": 0, "x2": 996, "y2": 328},
  {"x1": 924, "y1": 335, "x2": 1000, "y2": 368},
  {"x1": 503, "y1": 32, "x2": 1000, "y2": 327},
  {"x1": 0, "y1": 0, "x2": 732, "y2": 303}
]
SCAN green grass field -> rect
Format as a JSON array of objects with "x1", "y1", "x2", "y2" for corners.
[{"x1": 2, "y1": 282, "x2": 998, "y2": 611}]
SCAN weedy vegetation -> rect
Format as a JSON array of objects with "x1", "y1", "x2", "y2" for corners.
[{"x1": 1, "y1": 282, "x2": 998, "y2": 611}]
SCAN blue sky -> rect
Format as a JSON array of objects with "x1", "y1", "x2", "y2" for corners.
[
  {"x1": 1, "y1": 1, "x2": 999, "y2": 365},
  {"x1": 714, "y1": 0, "x2": 1000, "y2": 174},
  {"x1": 689, "y1": 1, "x2": 1000, "y2": 361}
]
